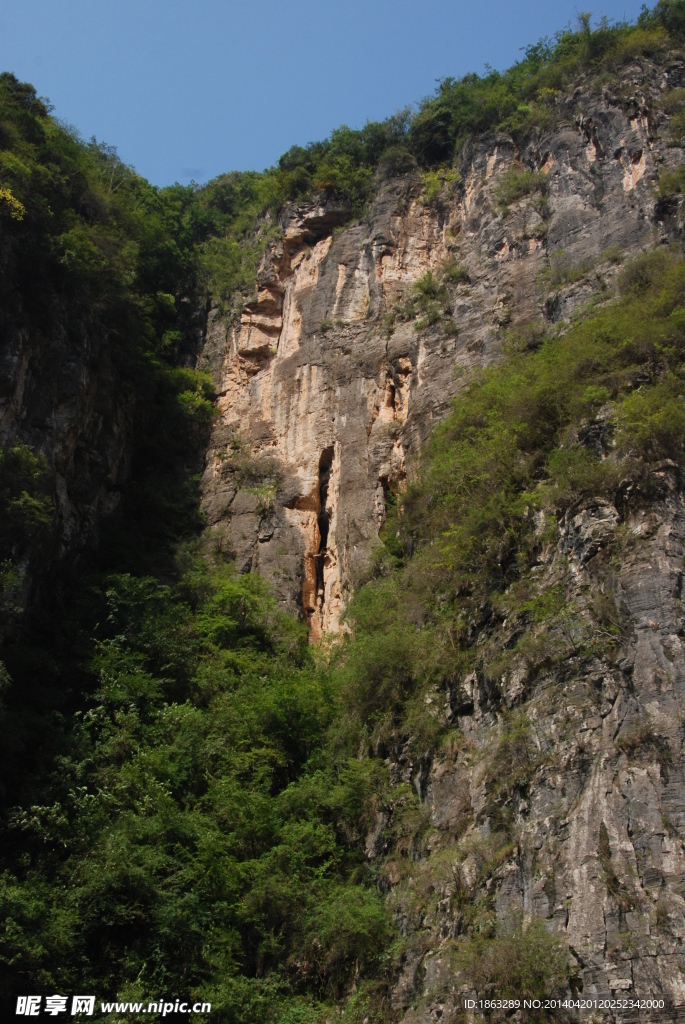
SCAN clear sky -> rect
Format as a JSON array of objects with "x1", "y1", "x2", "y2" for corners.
[{"x1": 0, "y1": 0, "x2": 647, "y2": 187}]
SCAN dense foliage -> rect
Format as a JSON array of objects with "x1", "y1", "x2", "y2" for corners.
[
  {"x1": 190, "y1": 0, "x2": 685, "y2": 300},
  {"x1": 8, "y1": 3, "x2": 685, "y2": 321},
  {"x1": 0, "y1": 561, "x2": 395, "y2": 1022},
  {"x1": 197, "y1": 1, "x2": 685, "y2": 224},
  {"x1": 0, "y1": 69, "x2": 392, "y2": 1024}
]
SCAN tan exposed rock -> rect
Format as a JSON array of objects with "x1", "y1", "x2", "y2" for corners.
[{"x1": 200, "y1": 58, "x2": 673, "y2": 638}]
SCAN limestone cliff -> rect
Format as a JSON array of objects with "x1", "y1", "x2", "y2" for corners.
[
  {"x1": 197, "y1": 55, "x2": 685, "y2": 1017},
  {"x1": 200, "y1": 55, "x2": 683, "y2": 640},
  {"x1": 6, "y1": 46, "x2": 685, "y2": 1019}
]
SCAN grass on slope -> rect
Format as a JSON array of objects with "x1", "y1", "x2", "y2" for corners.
[{"x1": 340, "y1": 246, "x2": 685, "y2": 758}]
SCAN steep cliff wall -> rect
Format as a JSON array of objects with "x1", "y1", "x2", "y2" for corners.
[
  {"x1": 7, "y1": 42, "x2": 685, "y2": 1022},
  {"x1": 200, "y1": 55, "x2": 684, "y2": 638},
  {"x1": 195, "y1": 55, "x2": 685, "y2": 1018},
  {"x1": 0, "y1": 74, "x2": 210, "y2": 632},
  {"x1": 0, "y1": 314, "x2": 134, "y2": 608},
  {"x1": 382, "y1": 470, "x2": 685, "y2": 1020}
]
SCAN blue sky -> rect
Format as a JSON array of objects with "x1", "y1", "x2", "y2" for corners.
[{"x1": 0, "y1": 0, "x2": 646, "y2": 187}]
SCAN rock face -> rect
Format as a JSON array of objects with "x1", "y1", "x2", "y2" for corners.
[
  {"x1": 380, "y1": 466, "x2": 685, "y2": 1021},
  {"x1": 0, "y1": 315, "x2": 134, "y2": 619},
  {"x1": 197, "y1": 55, "x2": 685, "y2": 1015},
  {"x1": 200, "y1": 55, "x2": 684, "y2": 637}
]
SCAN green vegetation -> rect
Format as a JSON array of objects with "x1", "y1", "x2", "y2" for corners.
[
  {"x1": 495, "y1": 168, "x2": 548, "y2": 210},
  {"x1": 318, "y1": 247, "x2": 685, "y2": 1014},
  {"x1": 383, "y1": 262, "x2": 462, "y2": 337},
  {"x1": 0, "y1": 445, "x2": 52, "y2": 613},
  {"x1": 199, "y1": 1, "x2": 685, "y2": 245},
  {"x1": 407, "y1": 271, "x2": 454, "y2": 332},
  {"x1": 663, "y1": 85, "x2": 685, "y2": 142},
  {"x1": 483, "y1": 712, "x2": 541, "y2": 802},
  {"x1": 658, "y1": 163, "x2": 685, "y2": 197},
  {"x1": 0, "y1": 73, "x2": 395, "y2": 1024},
  {"x1": 539, "y1": 248, "x2": 592, "y2": 287},
  {"x1": 420, "y1": 167, "x2": 461, "y2": 205},
  {"x1": 5, "y1": 4, "x2": 685, "y2": 321},
  {"x1": 0, "y1": 185, "x2": 24, "y2": 219},
  {"x1": 407, "y1": 4, "x2": 681, "y2": 164},
  {"x1": 0, "y1": 561, "x2": 395, "y2": 1021},
  {"x1": 453, "y1": 921, "x2": 567, "y2": 1015},
  {"x1": 440, "y1": 257, "x2": 471, "y2": 285}
]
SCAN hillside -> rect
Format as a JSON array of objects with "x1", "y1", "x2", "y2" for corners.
[{"x1": 3, "y1": 4, "x2": 685, "y2": 1023}]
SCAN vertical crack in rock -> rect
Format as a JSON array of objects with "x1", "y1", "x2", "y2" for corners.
[
  {"x1": 295, "y1": 446, "x2": 337, "y2": 638},
  {"x1": 313, "y1": 446, "x2": 334, "y2": 636},
  {"x1": 377, "y1": 475, "x2": 391, "y2": 533}
]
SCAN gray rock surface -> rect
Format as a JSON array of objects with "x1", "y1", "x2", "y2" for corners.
[
  {"x1": 377, "y1": 470, "x2": 685, "y2": 1021},
  {"x1": 5, "y1": 50, "x2": 685, "y2": 1016}
]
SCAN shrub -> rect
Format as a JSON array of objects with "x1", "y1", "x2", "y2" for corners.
[
  {"x1": 440, "y1": 258, "x2": 470, "y2": 285},
  {"x1": 540, "y1": 248, "x2": 592, "y2": 287},
  {"x1": 454, "y1": 920, "x2": 567, "y2": 1012},
  {"x1": 312, "y1": 155, "x2": 372, "y2": 206},
  {"x1": 616, "y1": 714, "x2": 672, "y2": 768},
  {"x1": 495, "y1": 168, "x2": 548, "y2": 210},
  {"x1": 602, "y1": 243, "x2": 624, "y2": 265},
  {"x1": 669, "y1": 110, "x2": 685, "y2": 142},
  {"x1": 0, "y1": 445, "x2": 52, "y2": 558},
  {"x1": 652, "y1": 0, "x2": 685, "y2": 39},
  {"x1": 384, "y1": 269, "x2": 457, "y2": 336},
  {"x1": 663, "y1": 87, "x2": 685, "y2": 114},
  {"x1": 601, "y1": 24, "x2": 670, "y2": 66},
  {"x1": 618, "y1": 246, "x2": 678, "y2": 294},
  {"x1": 0, "y1": 444, "x2": 53, "y2": 615},
  {"x1": 410, "y1": 270, "x2": 454, "y2": 331},
  {"x1": 301, "y1": 886, "x2": 392, "y2": 994},
  {"x1": 0, "y1": 185, "x2": 24, "y2": 219},
  {"x1": 657, "y1": 165, "x2": 685, "y2": 198},
  {"x1": 199, "y1": 234, "x2": 260, "y2": 308},
  {"x1": 483, "y1": 713, "x2": 539, "y2": 799},
  {"x1": 617, "y1": 379, "x2": 685, "y2": 462},
  {"x1": 376, "y1": 146, "x2": 416, "y2": 178},
  {"x1": 420, "y1": 167, "x2": 461, "y2": 204}
]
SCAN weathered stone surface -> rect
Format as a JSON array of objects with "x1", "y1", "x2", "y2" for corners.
[
  {"x1": 372, "y1": 484, "x2": 685, "y2": 1020},
  {"x1": 200, "y1": 55, "x2": 684, "y2": 639},
  {"x1": 6, "y1": 43, "x2": 685, "y2": 1021},
  {"x1": 560, "y1": 498, "x2": 620, "y2": 564}
]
